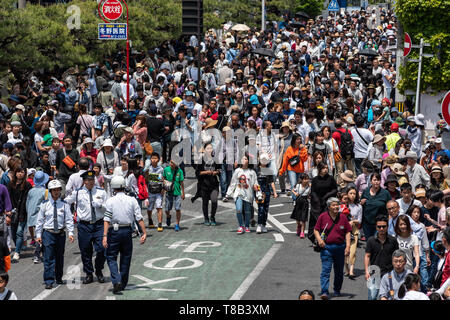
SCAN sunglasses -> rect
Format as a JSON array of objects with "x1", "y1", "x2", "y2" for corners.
[{"x1": 376, "y1": 225, "x2": 387, "y2": 229}]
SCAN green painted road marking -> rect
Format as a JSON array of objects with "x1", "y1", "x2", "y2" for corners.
[{"x1": 115, "y1": 228, "x2": 276, "y2": 300}]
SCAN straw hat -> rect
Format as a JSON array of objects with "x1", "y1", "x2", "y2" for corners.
[
  {"x1": 204, "y1": 118, "x2": 218, "y2": 130},
  {"x1": 414, "y1": 188, "x2": 426, "y2": 198},
  {"x1": 431, "y1": 166, "x2": 443, "y2": 174},
  {"x1": 340, "y1": 170, "x2": 355, "y2": 182},
  {"x1": 373, "y1": 134, "x2": 386, "y2": 144},
  {"x1": 280, "y1": 120, "x2": 293, "y2": 131},
  {"x1": 345, "y1": 113, "x2": 355, "y2": 125},
  {"x1": 384, "y1": 155, "x2": 398, "y2": 168},
  {"x1": 391, "y1": 163, "x2": 405, "y2": 176}
]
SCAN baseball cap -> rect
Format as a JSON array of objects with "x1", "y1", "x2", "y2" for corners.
[{"x1": 390, "y1": 123, "x2": 399, "y2": 132}]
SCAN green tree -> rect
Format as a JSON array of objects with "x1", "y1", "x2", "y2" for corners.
[{"x1": 395, "y1": 0, "x2": 450, "y2": 93}]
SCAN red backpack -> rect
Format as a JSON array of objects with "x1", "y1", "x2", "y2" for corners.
[{"x1": 137, "y1": 174, "x2": 148, "y2": 200}]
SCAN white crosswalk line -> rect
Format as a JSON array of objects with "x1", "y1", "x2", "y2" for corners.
[
  {"x1": 270, "y1": 212, "x2": 291, "y2": 217},
  {"x1": 281, "y1": 221, "x2": 297, "y2": 225},
  {"x1": 269, "y1": 204, "x2": 284, "y2": 208},
  {"x1": 267, "y1": 214, "x2": 295, "y2": 233}
]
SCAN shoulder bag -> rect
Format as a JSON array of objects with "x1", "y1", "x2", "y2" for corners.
[
  {"x1": 289, "y1": 147, "x2": 301, "y2": 166},
  {"x1": 313, "y1": 214, "x2": 339, "y2": 252},
  {"x1": 163, "y1": 167, "x2": 177, "y2": 193},
  {"x1": 62, "y1": 148, "x2": 76, "y2": 170}
]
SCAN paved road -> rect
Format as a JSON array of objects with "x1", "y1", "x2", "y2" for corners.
[{"x1": 8, "y1": 167, "x2": 369, "y2": 300}]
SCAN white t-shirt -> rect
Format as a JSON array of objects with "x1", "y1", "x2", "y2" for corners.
[
  {"x1": 402, "y1": 290, "x2": 429, "y2": 300},
  {"x1": 396, "y1": 198, "x2": 422, "y2": 215},
  {"x1": 382, "y1": 68, "x2": 392, "y2": 89},
  {"x1": 396, "y1": 234, "x2": 419, "y2": 272},
  {"x1": 351, "y1": 128, "x2": 374, "y2": 159}
]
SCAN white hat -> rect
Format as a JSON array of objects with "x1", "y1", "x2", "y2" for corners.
[
  {"x1": 259, "y1": 152, "x2": 270, "y2": 165},
  {"x1": 48, "y1": 179, "x2": 62, "y2": 190},
  {"x1": 102, "y1": 138, "x2": 114, "y2": 148},
  {"x1": 111, "y1": 176, "x2": 126, "y2": 189},
  {"x1": 15, "y1": 104, "x2": 25, "y2": 111},
  {"x1": 435, "y1": 137, "x2": 442, "y2": 144},
  {"x1": 415, "y1": 114, "x2": 425, "y2": 126},
  {"x1": 223, "y1": 59, "x2": 229, "y2": 65},
  {"x1": 27, "y1": 168, "x2": 36, "y2": 176}
]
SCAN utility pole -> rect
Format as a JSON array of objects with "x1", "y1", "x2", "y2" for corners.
[
  {"x1": 18, "y1": 0, "x2": 26, "y2": 8},
  {"x1": 261, "y1": 0, "x2": 265, "y2": 31}
]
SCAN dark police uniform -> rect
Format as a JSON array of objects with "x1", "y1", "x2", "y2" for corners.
[
  {"x1": 65, "y1": 171, "x2": 108, "y2": 283},
  {"x1": 104, "y1": 191, "x2": 143, "y2": 291},
  {"x1": 35, "y1": 197, "x2": 74, "y2": 288}
]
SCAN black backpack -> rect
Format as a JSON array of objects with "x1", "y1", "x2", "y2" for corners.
[{"x1": 338, "y1": 129, "x2": 354, "y2": 157}]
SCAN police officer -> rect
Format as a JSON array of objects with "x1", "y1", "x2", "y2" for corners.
[
  {"x1": 103, "y1": 176, "x2": 146, "y2": 294},
  {"x1": 35, "y1": 180, "x2": 74, "y2": 290},
  {"x1": 65, "y1": 170, "x2": 108, "y2": 284}
]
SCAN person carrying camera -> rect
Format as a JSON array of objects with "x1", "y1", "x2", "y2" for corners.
[{"x1": 313, "y1": 197, "x2": 352, "y2": 300}]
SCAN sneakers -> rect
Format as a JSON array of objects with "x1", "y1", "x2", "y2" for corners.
[
  {"x1": 157, "y1": 223, "x2": 163, "y2": 232},
  {"x1": 245, "y1": 227, "x2": 250, "y2": 233},
  {"x1": 30, "y1": 239, "x2": 36, "y2": 246},
  {"x1": 210, "y1": 219, "x2": 216, "y2": 226},
  {"x1": 300, "y1": 232, "x2": 305, "y2": 239},
  {"x1": 166, "y1": 215, "x2": 171, "y2": 227},
  {"x1": 174, "y1": 224, "x2": 180, "y2": 232},
  {"x1": 286, "y1": 190, "x2": 291, "y2": 197},
  {"x1": 148, "y1": 218, "x2": 155, "y2": 228},
  {"x1": 222, "y1": 197, "x2": 229, "y2": 203},
  {"x1": 261, "y1": 225, "x2": 268, "y2": 233},
  {"x1": 320, "y1": 293, "x2": 329, "y2": 300},
  {"x1": 204, "y1": 219, "x2": 210, "y2": 226},
  {"x1": 33, "y1": 256, "x2": 41, "y2": 264},
  {"x1": 296, "y1": 226, "x2": 301, "y2": 236},
  {"x1": 237, "y1": 227, "x2": 245, "y2": 234},
  {"x1": 256, "y1": 225, "x2": 262, "y2": 234},
  {"x1": 11, "y1": 252, "x2": 19, "y2": 263}
]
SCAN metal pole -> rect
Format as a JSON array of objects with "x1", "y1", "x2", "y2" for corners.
[
  {"x1": 262, "y1": 0, "x2": 265, "y2": 31},
  {"x1": 415, "y1": 38, "x2": 423, "y2": 116}
]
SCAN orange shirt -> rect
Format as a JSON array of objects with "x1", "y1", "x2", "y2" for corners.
[{"x1": 279, "y1": 146, "x2": 309, "y2": 175}]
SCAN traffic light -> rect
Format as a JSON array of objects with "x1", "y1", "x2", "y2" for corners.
[{"x1": 182, "y1": 0, "x2": 203, "y2": 36}]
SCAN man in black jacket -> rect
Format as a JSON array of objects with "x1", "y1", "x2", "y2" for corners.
[{"x1": 146, "y1": 104, "x2": 165, "y2": 164}]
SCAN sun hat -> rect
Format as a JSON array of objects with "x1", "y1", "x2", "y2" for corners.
[
  {"x1": 415, "y1": 114, "x2": 425, "y2": 126},
  {"x1": 373, "y1": 134, "x2": 386, "y2": 144},
  {"x1": 204, "y1": 118, "x2": 218, "y2": 130},
  {"x1": 340, "y1": 170, "x2": 355, "y2": 182},
  {"x1": 405, "y1": 150, "x2": 418, "y2": 160},
  {"x1": 385, "y1": 174, "x2": 399, "y2": 187},
  {"x1": 431, "y1": 166, "x2": 443, "y2": 174},
  {"x1": 414, "y1": 188, "x2": 426, "y2": 198},
  {"x1": 391, "y1": 163, "x2": 405, "y2": 176},
  {"x1": 33, "y1": 170, "x2": 49, "y2": 187},
  {"x1": 385, "y1": 155, "x2": 398, "y2": 167},
  {"x1": 102, "y1": 138, "x2": 114, "y2": 148}
]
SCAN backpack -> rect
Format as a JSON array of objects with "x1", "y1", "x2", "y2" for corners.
[
  {"x1": 338, "y1": 129, "x2": 354, "y2": 157},
  {"x1": 105, "y1": 115, "x2": 114, "y2": 137},
  {"x1": 367, "y1": 107, "x2": 374, "y2": 123},
  {"x1": 137, "y1": 174, "x2": 149, "y2": 200}
]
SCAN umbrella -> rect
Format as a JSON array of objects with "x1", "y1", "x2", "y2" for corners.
[
  {"x1": 232, "y1": 24, "x2": 250, "y2": 32},
  {"x1": 252, "y1": 48, "x2": 275, "y2": 58},
  {"x1": 358, "y1": 49, "x2": 379, "y2": 57},
  {"x1": 289, "y1": 22, "x2": 306, "y2": 30},
  {"x1": 295, "y1": 11, "x2": 310, "y2": 20}
]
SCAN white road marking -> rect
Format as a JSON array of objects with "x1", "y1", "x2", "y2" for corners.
[
  {"x1": 281, "y1": 221, "x2": 297, "y2": 225},
  {"x1": 32, "y1": 262, "x2": 83, "y2": 300},
  {"x1": 230, "y1": 243, "x2": 282, "y2": 300},
  {"x1": 269, "y1": 204, "x2": 284, "y2": 208},
  {"x1": 270, "y1": 212, "x2": 291, "y2": 217},
  {"x1": 273, "y1": 233, "x2": 284, "y2": 242},
  {"x1": 105, "y1": 296, "x2": 116, "y2": 300},
  {"x1": 267, "y1": 214, "x2": 295, "y2": 233}
]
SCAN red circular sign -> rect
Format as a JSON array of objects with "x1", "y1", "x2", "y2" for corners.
[
  {"x1": 102, "y1": 0, "x2": 123, "y2": 21},
  {"x1": 442, "y1": 90, "x2": 450, "y2": 126},
  {"x1": 404, "y1": 32, "x2": 412, "y2": 57}
]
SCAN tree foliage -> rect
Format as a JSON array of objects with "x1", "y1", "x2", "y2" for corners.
[{"x1": 395, "y1": 0, "x2": 450, "y2": 93}]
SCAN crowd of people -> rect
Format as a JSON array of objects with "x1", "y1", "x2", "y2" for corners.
[{"x1": 0, "y1": 6, "x2": 449, "y2": 300}]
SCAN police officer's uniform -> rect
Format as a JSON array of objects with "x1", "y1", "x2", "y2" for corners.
[
  {"x1": 35, "y1": 189, "x2": 74, "y2": 288},
  {"x1": 104, "y1": 183, "x2": 144, "y2": 291},
  {"x1": 65, "y1": 171, "x2": 108, "y2": 283}
]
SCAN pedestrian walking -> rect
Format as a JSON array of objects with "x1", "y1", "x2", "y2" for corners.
[
  {"x1": 103, "y1": 176, "x2": 146, "y2": 294},
  {"x1": 35, "y1": 179, "x2": 74, "y2": 289},
  {"x1": 162, "y1": 160, "x2": 185, "y2": 232}
]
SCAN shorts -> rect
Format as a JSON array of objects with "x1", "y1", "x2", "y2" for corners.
[
  {"x1": 165, "y1": 194, "x2": 182, "y2": 212},
  {"x1": 147, "y1": 193, "x2": 163, "y2": 210}
]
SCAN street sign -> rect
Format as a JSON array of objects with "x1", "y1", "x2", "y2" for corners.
[
  {"x1": 328, "y1": 0, "x2": 340, "y2": 12},
  {"x1": 442, "y1": 90, "x2": 450, "y2": 125},
  {"x1": 404, "y1": 32, "x2": 412, "y2": 57},
  {"x1": 98, "y1": 23, "x2": 127, "y2": 40},
  {"x1": 102, "y1": 0, "x2": 123, "y2": 21}
]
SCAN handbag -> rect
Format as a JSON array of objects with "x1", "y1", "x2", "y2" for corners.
[
  {"x1": 143, "y1": 141, "x2": 153, "y2": 155},
  {"x1": 331, "y1": 139, "x2": 342, "y2": 162},
  {"x1": 313, "y1": 214, "x2": 339, "y2": 252},
  {"x1": 62, "y1": 148, "x2": 76, "y2": 170},
  {"x1": 163, "y1": 167, "x2": 177, "y2": 193},
  {"x1": 289, "y1": 148, "x2": 301, "y2": 166}
]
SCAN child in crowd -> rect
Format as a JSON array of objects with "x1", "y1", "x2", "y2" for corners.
[{"x1": 290, "y1": 173, "x2": 310, "y2": 238}]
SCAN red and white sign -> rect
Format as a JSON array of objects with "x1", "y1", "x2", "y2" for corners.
[
  {"x1": 404, "y1": 32, "x2": 412, "y2": 57},
  {"x1": 442, "y1": 90, "x2": 450, "y2": 125},
  {"x1": 102, "y1": 0, "x2": 123, "y2": 21}
]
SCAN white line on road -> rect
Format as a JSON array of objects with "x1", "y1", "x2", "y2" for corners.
[
  {"x1": 230, "y1": 243, "x2": 282, "y2": 300},
  {"x1": 32, "y1": 262, "x2": 83, "y2": 300},
  {"x1": 281, "y1": 221, "x2": 297, "y2": 225},
  {"x1": 273, "y1": 233, "x2": 284, "y2": 242},
  {"x1": 269, "y1": 204, "x2": 284, "y2": 208},
  {"x1": 267, "y1": 214, "x2": 295, "y2": 233},
  {"x1": 270, "y1": 212, "x2": 291, "y2": 217}
]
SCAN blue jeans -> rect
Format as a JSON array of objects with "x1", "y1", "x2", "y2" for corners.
[
  {"x1": 319, "y1": 243, "x2": 346, "y2": 295},
  {"x1": 42, "y1": 230, "x2": 66, "y2": 286},
  {"x1": 77, "y1": 220, "x2": 106, "y2": 275},
  {"x1": 257, "y1": 188, "x2": 271, "y2": 226},
  {"x1": 427, "y1": 251, "x2": 440, "y2": 288},
  {"x1": 368, "y1": 287, "x2": 380, "y2": 300},
  {"x1": 235, "y1": 198, "x2": 252, "y2": 228},
  {"x1": 220, "y1": 164, "x2": 232, "y2": 198},
  {"x1": 287, "y1": 170, "x2": 302, "y2": 201},
  {"x1": 419, "y1": 252, "x2": 429, "y2": 291},
  {"x1": 106, "y1": 227, "x2": 133, "y2": 288},
  {"x1": 14, "y1": 221, "x2": 27, "y2": 254}
]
